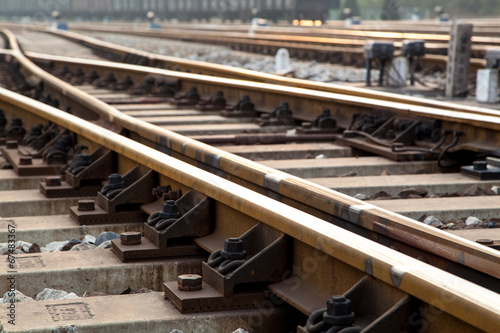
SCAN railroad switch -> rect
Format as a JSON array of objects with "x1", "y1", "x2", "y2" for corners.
[
  {"x1": 461, "y1": 157, "x2": 500, "y2": 180},
  {"x1": 338, "y1": 114, "x2": 443, "y2": 161},
  {"x1": 164, "y1": 223, "x2": 287, "y2": 313},
  {"x1": 221, "y1": 94, "x2": 257, "y2": 118},
  {"x1": 363, "y1": 41, "x2": 394, "y2": 86},
  {"x1": 112, "y1": 189, "x2": 212, "y2": 261},
  {"x1": 40, "y1": 147, "x2": 116, "y2": 198},
  {"x1": 402, "y1": 40, "x2": 426, "y2": 86},
  {"x1": 257, "y1": 101, "x2": 294, "y2": 126},
  {"x1": 196, "y1": 90, "x2": 227, "y2": 111},
  {"x1": 69, "y1": 165, "x2": 155, "y2": 225},
  {"x1": 297, "y1": 276, "x2": 415, "y2": 332}
]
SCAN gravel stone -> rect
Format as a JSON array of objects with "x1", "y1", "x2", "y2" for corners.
[
  {"x1": 16, "y1": 241, "x2": 32, "y2": 253},
  {"x1": 354, "y1": 193, "x2": 368, "y2": 200},
  {"x1": 84, "y1": 235, "x2": 96, "y2": 244},
  {"x1": 462, "y1": 185, "x2": 485, "y2": 196},
  {"x1": 465, "y1": 216, "x2": 482, "y2": 226},
  {"x1": 95, "y1": 232, "x2": 120, "y2": 246},
  {"x1": 96, "y1": 240, "x2": 113, "y2": 249},
  {"x1": 423, "y1": 216, "x2": 443, "y2": 227},
  {"x1": 70, "y1": 243, "x2": 97, "y2": 251},
  {"x1": 61, "y1": 239, "x2": 82, "y2": 251},
  {"x1": 43, "y1": 241, "x2": 68, "y2": 252},
  {"x1": 398, "y1": 187, "x2": 428, "y2": 199},
  {"x1": 373, "y1": 190, "x2": 392, "y2": 200},
  {"x1": 2, "y1": 290, "x2": 34, "y2": 303},
  {"x1": 28, "y1": 243, "x2": 41, "y2": 253},
  {"x1": 82, "y1": 32, "x2": 380, "y2": 84},
  {"x1": 35, "y1": 288, "x2": 75, "y2": 301}
]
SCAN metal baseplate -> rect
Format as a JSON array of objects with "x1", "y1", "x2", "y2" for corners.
[
  {"x1": 295, "y1": 276, "x2": 415, "y2": 333},
  {"x1": 112, "y1": 190, "x2": 213, "y2": 261},
  {"x1": 164, "y1": 223, "x2": 288, "y2": 313},
  {"x1": 461, "y1": 157, "x2": 500, "y2": 180},
  {"x1": 337, "y1": 113, "x2": 447, "y2": 161},
  {"x1": 69, "y1": 164, "x2": 155, "y2": 225},
  {"x1": 40, "y1": 147, "x2": 116, "y2": 198}
]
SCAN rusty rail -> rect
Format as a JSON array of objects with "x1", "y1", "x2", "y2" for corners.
[
  {"x1": 1, "y1": 84, "x2": 500, "y2": 332},
  {"x1": 38, "y1": 28, "x2": 487, "y2": 112},
  {"x1": 2, "y1": 26, "x2": 500, "y2": 285}
]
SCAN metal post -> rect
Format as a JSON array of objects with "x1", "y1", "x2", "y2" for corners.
[
  {"x1": 366, "y1": 59, "x2": 371, "y2": 86},
  {"x1": 445, "y1": 22, "x2": 473, "y2": 97}
]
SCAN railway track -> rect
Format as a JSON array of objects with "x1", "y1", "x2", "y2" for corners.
[
  {"x1": 1, "y1": 27, "x2": 500, "y2": 332},
  {"x1": 3, "y1": 21, "x2": 489, "y2": 74},
  {"x1": 6, "y1": 26, "x2": 492, "y2": 116},
  {"x1": 64, "y1": 23, "x2": 491, "y2": 70}
]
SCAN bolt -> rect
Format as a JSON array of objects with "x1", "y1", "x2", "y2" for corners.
[
  {"x1": 78, "y1": 200, "x2": 95, "y2": 211},
  {"x1": 162, "y1": 200, "x2": 180, "y2": 218},
  {"x1": 120, "y1": 231, "x2": 142, "y2": 245},
  {"x1": 473, "y1": 161, "x2": 487, "y2": 171},
  {"x1": 476, "y1": 239, "x2": 493, "y2": 245},
  {"x1": 45, "y1": 176, "x2": 61, "y2": 186},
  {"x1": 177, "y1": 274, "x2": 202, "y2": 291},
  {"x1": 323, "y1": 295, "x2": 355, "y2": 326},
  {"x1": 19, "y1": 157, "x2": 32, "y2": 165},
  {"x1": 75, "y1": 154, "x2": 91, "y2": 164},
  {"x1": 11, "y1": 118, "x2": 23, "y2": 126},
  {"x1": 6, "y1": 140, "x2": 18, "y2": 149},
  {"x1": 108, "y1": 173, "x2": 124, "y2": 185},
  {"x1": 221, "y1": 238, "x2": 247, "y2": 260},
  {"x1": 163, "y1": 190, "x2": 182, "y2": 201}
]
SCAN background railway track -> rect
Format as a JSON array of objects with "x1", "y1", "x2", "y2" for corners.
[
  {"x1": 2, "y1": 21, "x2": 491, "y2": 74},
  {"x1": 1, "y1": 27, "x2": 500, "y2": 332}
]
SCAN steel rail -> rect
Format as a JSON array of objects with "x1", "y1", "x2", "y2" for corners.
[
  {"x1": 93, "y1": 21, "x2": 500, "y2": 45},
  {"x1": 28, "y1": 28, "x2": 488, "y2": 114},
  {"x1": 48, "y1": 21, "x2": 500, "y2": 52},
  {"x1": 3, "y1": 27, "x2": 500, "y2": 284},
  {"x1": 1, "y1": 85, "x2": 500, "y2": 332}
]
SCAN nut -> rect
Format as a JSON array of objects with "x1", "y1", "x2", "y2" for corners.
[
  {"x1": 19, "y1": 157, "x2": 32, "y2": 165},
  {"x1": 473, "y1": 161, "x2": 488, "y2": 171},
  {"x1": 476, "y1": 239, "x2": 493, "y2": 245},
  {"x1": 6, "y1": 140, "x2": 18, "y2": 149},
  {"x1": 78, "y1": 200, "x2": 95, "y2": 211},
  {"x1": 177, "y1": 274, "x2": 202, "y2": 291},
  {"x1": 120, "y1": 231, "x2": 142, "y2": 245},
  {"x1": 45, "y1": 176, "x2": 62, "y2": 187}
]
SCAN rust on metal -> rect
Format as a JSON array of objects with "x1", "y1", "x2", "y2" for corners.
[
  {"x1": 177, "y1": 274, "x2": 203, "y2": 291},
  {"x1": 77, "y1": 199, "x2": 95, "y2": 211},
  {"x1": 120, "y1": 231, "x2": 142, "y2": 245}
]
